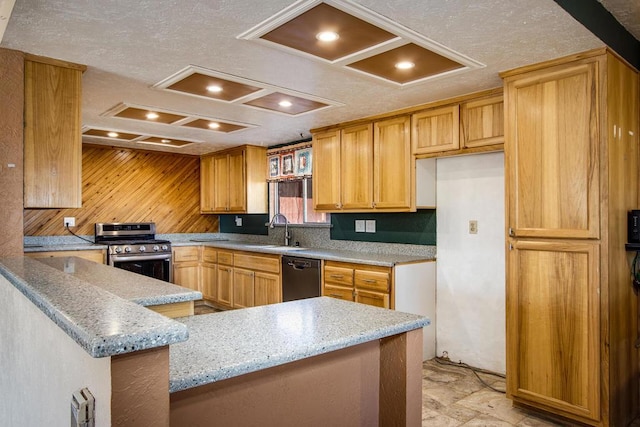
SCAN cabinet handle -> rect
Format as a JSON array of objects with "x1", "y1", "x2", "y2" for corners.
[
  {"x1": 328, "y1": 294, "x2": 343, "y2": 298},
  {"x1": 330, "y1": 274, "x2": 344, "y2": 279},
  {"x1": 363, "y1": 279, "x2": 377, "y2": 284},
  {"x1": 508, "y1": 227, "x2": 514, "y2": 236},
  {"x1": 509, "y1": 243, "x2": 513, "y2": 251}
]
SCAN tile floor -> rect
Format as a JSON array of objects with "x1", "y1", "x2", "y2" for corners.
[
  {"x1": 421, "y1": 359, "x2": 565, "y2": 426},
  {"x1": 193, "y1": 304, "x2": 634, "y2": 426}
]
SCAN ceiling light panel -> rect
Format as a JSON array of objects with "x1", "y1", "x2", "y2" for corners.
[
  {"x1": 167, "y1": 72, "x2": 263, "y2": 102},
  {"x1": 154, "y1": 65, "x2": 344, "y2": 114},
  {"x1": 82, "y1": 128, "x2": 142, "y2": 140},
  {"x1": 347, "y1": 43, "x2": 464, "y2": 84},
  {"x1": 260, "y1": 3, "x2": 396, "y2": 61},
  {"x1": 244, "y1": 92, "x2": 329, "y2": 115},
  {"x1": 238, "y1": 0, "x2": 484, "y2": 86},
  {"x1": 114, "y1": 107, "x2": 186, "y2": 124},
  {"x1": 181, "y1": 119, "x2": 249, "y2": 133},
  {"x1": 138, "y1": 137, "x2": 195, "y2": 147}
]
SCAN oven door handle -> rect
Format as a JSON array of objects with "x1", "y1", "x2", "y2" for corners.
[{"x1": 110, "y1": 254, "x2": 172, "y2": 262}]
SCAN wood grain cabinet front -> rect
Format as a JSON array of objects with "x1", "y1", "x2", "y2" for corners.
[
  {"x1": 200, "y1": 145, "x2": 267, "y2": 214},
  {"x1": 323, "y1": 261, "x2": 392, "y2": 309},
  {"x1": 411, "y1": 105, "x2": 460, "y2": 155},
  {"x1": 172, "y1": 246, "x2": 201, "y2": 293},
  {"x1": 460, "y1": 95, "x2": 504, "y2": 148},
  {"x1": 24, "y1": 55, "x2": 86, "y2": 208},
  {"x1": 502, "y1": 49, "x2": 639, "y2": 426}
]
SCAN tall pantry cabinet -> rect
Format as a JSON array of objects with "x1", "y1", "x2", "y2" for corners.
[{"x1": 501, "y1": 48, "x2": 639, "y2": 426}]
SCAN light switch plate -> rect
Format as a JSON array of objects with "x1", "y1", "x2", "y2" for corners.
[
  {"x1": 355, "y1": 220, "x2": 365, "y2": 233},
  {"x1": 365, "y1": 220, "x2": 376, "y2": 233}
]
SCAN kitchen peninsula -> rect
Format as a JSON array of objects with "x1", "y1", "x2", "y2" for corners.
[{"x1": 0, "y1": 256, "x2": 429, "y2": 426}]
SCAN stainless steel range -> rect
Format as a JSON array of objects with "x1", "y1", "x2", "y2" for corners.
[{"x1": 95, "y1": 222, "x2": 172, "y2": 282}]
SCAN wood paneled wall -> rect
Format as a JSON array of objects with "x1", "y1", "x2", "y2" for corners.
[
  {"x1": 0, "y1": 48, "x2": 25, "y2": 256},
  {"x1": 24, "y1": 145, "x2": 218, "y2": 236}
]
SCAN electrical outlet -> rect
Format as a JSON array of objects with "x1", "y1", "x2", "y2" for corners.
[
  {"x1": 469, "y1": 220, "x2": 478, "y2": 234},
  {"x1": 235, "y1": 216, "x2": 242, "y2": 227},
  {"x1": 365, "y1": 220, "x2": 376, "y2": 233},
  {"x1": 64, "y1": 217, "x2": 76, "y2": 227},
  {"x1": 355, "y1": 220, "x2": 365, "y2": 233}
]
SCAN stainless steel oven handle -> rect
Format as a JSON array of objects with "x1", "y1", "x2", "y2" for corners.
[{"x1": 110, "y1": 254, "x2": 172, "y2": 263}]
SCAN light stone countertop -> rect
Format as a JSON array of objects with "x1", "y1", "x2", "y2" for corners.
[
  {"x1": 0, "y1": 256, "x2": 191, "y2": 358},
  {"x1": 37, "y1": 256, "x2": 202, "y2": 306},
  {"x1": 23, "y1": 243, "x2": 107, "y2": 252},
  {"x1": 170, "y1": 239, "x2": 434, "y2": 267},
  {"x1": 169, "y1": 297, "x2": 430, "y2": 393}
]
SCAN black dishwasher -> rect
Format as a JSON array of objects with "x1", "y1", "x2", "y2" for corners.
[{"x1": 281, "y1": 256, "x2": 321, "y2": 302}]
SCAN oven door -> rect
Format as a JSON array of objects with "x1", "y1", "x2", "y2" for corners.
[{"x1": 109, "y1": 253, "x2": 172, "y2": 282}]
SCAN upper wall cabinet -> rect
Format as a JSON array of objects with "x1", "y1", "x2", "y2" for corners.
[
  {"x1": 24, "y1": 55, "x2": 86, "y2": 208},
  {"x1": 460, "y1": 95, "x2": 504, "y2": 148},
  {"x1": 200, "y1": 145, "x2": 267, "y2": 214},
  {"x1": 313, "y1": 117, "x2": 414, "y2": 213},
  {"x1": 411, "y1": 105, "x2": 460, "y2": 154}
]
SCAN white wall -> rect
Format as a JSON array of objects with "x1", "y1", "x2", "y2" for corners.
[
  {"x1": 0, "y1": 275, "x2": 112, "y2": 427},
  {"x1": 435, "y1": 152, "x2": 505, "y2": 374}
]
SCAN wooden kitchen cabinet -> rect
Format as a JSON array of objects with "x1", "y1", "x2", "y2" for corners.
[
  {"x1": 24, "y1": 55, "x2": 86, "y2": 208},
  {"x1": 502, "y1": 48, "x2": 639, "y2": 426},
  {"x1": 322, "y1": 261, "x2": 391, "y2": 309},
  {"x1": 312, "y1": 129, "x2": 342, "y2": 210},
  {"x1": 341, "y1": 123, "x2": 374, "y2": 210},
  {"x1": 460, "y1": 95, "x2": 504, "y2": 148},
  {"x1": 232, "y1": 268, "x2": 255, "y2": 309},
  {"x1": 254, "y1": 271, "x2": 281, "y2": 306},
  {"x1": 313, "y1": 117, "x2": 414, "y2": 212},
  {"x1": 216, "y1": 251, "x2": 234, "y2": 307},
  {"x1": 200, "y1": 145, "x2": 267, "y2": 214},
  {"x1": 25, "y1": 249, "x2": 106, "y2": 264},
  {"x1": 172, "y1": 246, "x2": 201, "y2": 292},
  {"x1": 411, "y1": 105, "x2": 459, "y2": 154},
  {"x1": 200, "y1": 247, "x2": 217, "y2": 301},
  {"x1": 373, "y1": 116, "x2": 412, "y2": 210}
]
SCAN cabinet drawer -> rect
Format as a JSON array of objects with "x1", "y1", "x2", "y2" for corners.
[
  {"x1": 356, "y1": 289, "x2": 389, "y2": 309},
  {"x1": 217, "y1": 251, "x2": 233, "y2": 265},
  {"x1": 324, "y1": 265, "x2": 354, "y2": 286},
  {"x1": 234, "y1": 253, "x2": 280, "y2": 274},
  {"x1": 324, "y1": 284, "x2": 354, "y2": 301},
  {"x1": 355, "y1": 269, "x2": 390, "y2": 292},
  {"x1": 202, "y1": 247, "x2": 217, "y2": 263},
  {"x1": 173, "y1": 246, "x2": 200, "y2": 262}
]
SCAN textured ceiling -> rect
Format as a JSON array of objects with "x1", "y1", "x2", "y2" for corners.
[
  {"x1": 599, "y1": 0, "x2": 640, "y2": 39},
  {"x1": 0, "y1": 0, "x2": 624, "y2": 154}
]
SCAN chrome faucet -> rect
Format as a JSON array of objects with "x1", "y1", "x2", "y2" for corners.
[{"x1": 268, "y1": 213, "x2": 291, "y2": 246}]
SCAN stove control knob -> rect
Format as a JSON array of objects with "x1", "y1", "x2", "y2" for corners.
[
  {"x1": 124, "y1": 246, "x2": 132, "y2": 253},
  {"x1": 139, "y1": 246, "x2": 146, "y2": 253},
  {"x1": 114, "y1": 246, "x2": 122, "y2": 254},
  {"x1": 153, "y1": 245, "x2": 160, "y2": 252},
  {"x1": 161, "y1": 245, "x2": 169, "y2": 251}
]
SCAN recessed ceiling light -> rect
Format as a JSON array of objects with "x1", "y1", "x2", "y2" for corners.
[
  {"x1": 107, "y1": 131, "x2": 119, "y2": 138},
  {"x1": 208, "y1": 122, "x2": 220, "y2": 129},
  {"x1": 279, "y1": 100, "x2": 293, "y2": 108},
  {"x1": 146, "y1": 112, "x2": 159, "y2": 120},
  {"x1": 206, "y1": 85, "x2": 223, "y2": 93},
  {"x1": 395, "y1": 61, "x2": 415, "y2": 70},
  {"x1": 161, "y1": 139, "x2": 171, "y2": 143},
  {"x1": 316, "y1": 31, "x2": 339, "y2": 42}
]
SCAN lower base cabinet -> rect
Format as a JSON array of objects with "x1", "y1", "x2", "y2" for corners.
[{"x1": 323, "y1": 261, "x2": 391, "y2": 309}]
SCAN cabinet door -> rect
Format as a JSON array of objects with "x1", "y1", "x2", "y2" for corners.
[
  {"x1": 254, "y1": 272, "x2": 281, "y2": 306},
  {"x1": 507, "y1": 240, "x2": 600, "y2": 421},
  {"x1": 341, "y1": 124, "x2": 373, "y2": 210},
  {"x1": 200, "y1": 155, "x2": 215, "y2": 213},
  {"x1": 227, "y1": 149, "x2": 246, "y2": 212},
  {"x1": 461, "y1": 96, "x2": 504, "y2": 148},
  {"x1": 374, "y1": 116, "x2": 412, "y2": 210},
  {"x1": 411, "y1": 105, "x2": 460, "y2": 154},
  {"x1": 233, "y1": 268, "x2": 254, "y2": 309},
  {"x1": 212, "y1": 154, "x2": 230, "y2": 212},
  {"x1": 505, "y1": 62, "x2": 599, "y2": 239},
  {"x1": 216, "y1": 265, "x2": 233, "y2": 307},
  {"x1": 24, "y1": 60, "x2": 83, "y2": 208},
  {"x1": 355, "y1": 289, "x2": 389, "y2": 309},
  {"x1": 173, "y1": 262, "x2": 200, "y2": 292},
  {"x1": 313, "y1": 130, "x2": 342, "y2": 210},
  {"x1": 201, "y1": 262, "x2": 217, "y2": 301}
]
